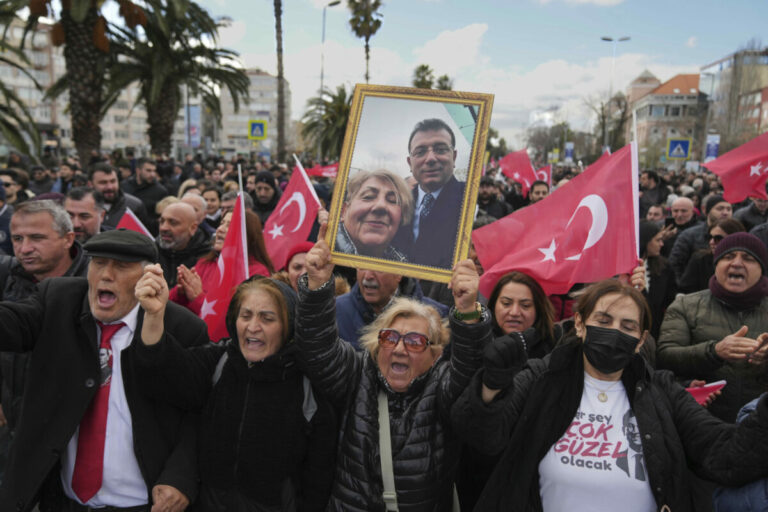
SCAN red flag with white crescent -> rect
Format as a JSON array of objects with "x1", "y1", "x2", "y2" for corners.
[
  {"x1": 498, "y1": 149, "x2": 538, "y2": 197},
  {"x1": 115, "y1": 208, "x2": 152, "y2": 238},
  {"x1": 264, "y1": 165, "x2": 321, "y2": 270},
  {"x1": 704, "y1": 132, "x2": 768, "y2": 203},
  {"x1": 474, "y1": 143, "x2": 639, "y2": 296},
  {"x1": 535, "y1": 164, "x2": 552, "y2": 187},
  {"x1": 199, "y1": 192, "x2": 249, "y2": 342}
]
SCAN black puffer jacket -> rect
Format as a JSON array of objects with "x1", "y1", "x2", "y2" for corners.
[
  {"x1": 452, "y1": 339, "x2": 768, "y2": 511},
  {"x1": 294, "y1": 275, "x2": 491, "y2": 512}
]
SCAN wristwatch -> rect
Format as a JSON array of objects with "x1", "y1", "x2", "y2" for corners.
[{"x1": 453, "y1": 302, "x2": 483, "y2": 322}]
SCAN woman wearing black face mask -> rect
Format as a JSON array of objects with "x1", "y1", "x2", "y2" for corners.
[{"x1": 452, "y1": 279, "x2": 768, "y2": 512}]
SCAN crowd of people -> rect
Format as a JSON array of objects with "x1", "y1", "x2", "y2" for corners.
[{"x1": 1, "y1": 121, "x2": 768, "y2": 512}]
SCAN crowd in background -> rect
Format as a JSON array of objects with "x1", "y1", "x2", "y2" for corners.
[{"x1": 2, "y1": 139, "x2": 768, "y2": 512}]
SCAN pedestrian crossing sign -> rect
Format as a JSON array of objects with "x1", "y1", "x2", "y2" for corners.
[
  {"x1": 248, "y1": 120, "x2": 267, "y2": 141},
  {"x1": 666, "y1": 138, "x2": 692, "y2": 160}
]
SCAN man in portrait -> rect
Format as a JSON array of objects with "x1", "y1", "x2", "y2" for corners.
[{"x1": 392, "y1": 118, "x2": 466, "y2": 268}]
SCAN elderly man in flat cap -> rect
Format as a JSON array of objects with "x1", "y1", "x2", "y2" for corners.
[{"x1": 0, "y1": 229, "x2": 208, "y2": 512}]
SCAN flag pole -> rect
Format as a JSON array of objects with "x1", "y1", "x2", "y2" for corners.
[{"x1": 237, "y1": 163, "x2": 244, "y2": 193}]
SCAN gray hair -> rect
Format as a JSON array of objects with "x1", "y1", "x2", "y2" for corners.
[
  {"x1": 222, "y1": 190, "x2": 254, "y2": 210},
  {"x1": 14, "y1": 199, "x2": 73, "y2": 236},
  {"x1": 359, "y1": 297, "x2": 449, "y2": 357}
]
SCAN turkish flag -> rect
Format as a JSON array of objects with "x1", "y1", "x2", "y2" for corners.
[
  {"x1": 474, "y1": 143, "x2": 639, "y2": 296},
  {"x1": 199, "y1": 192, "x2": 250, "y2": 342},
  {"x1": 293, "y1": 163, "x2": 339, "y2": 178},
  {"x1": 115, "y1": 208, "x2": 152, "y2": 238},
  {"x1": 264, "y1": 165, "x2": 321, "y2": 270},
  {"x1": 535, "y1": 164, "x2": 552, "y2": 187},
  {"x1": 499, "y1": 149, "x2": 538, "y2": 197},
  {"x1": 704, "y1": 132, "x2": 768, "y2": 203}
]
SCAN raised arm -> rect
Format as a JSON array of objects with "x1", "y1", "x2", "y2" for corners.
[
  {"x1": 294, "y1": 224, "x2": 362, "y2": 409},
  {"x1": 436, "y1": 259, "x2": 492, "y2": 418},
  {"x1": 133, "y1": 264, "x2": 222, "y2": 410},
  {"x1": 451, "y1": 335, "x2": 535, "y2": 456}
]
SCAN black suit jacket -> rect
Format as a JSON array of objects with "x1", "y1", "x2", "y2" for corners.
[
  {"x1": 0, "y1": 277, "x2": 208, "y2": 512},
  {"x1": 393, "y1": 176, "x2": 466, "y2": 269}
]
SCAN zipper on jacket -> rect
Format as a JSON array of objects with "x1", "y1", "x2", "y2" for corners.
[{"x1": 232, "y1": 374, "x2": 252, "y2": 479}]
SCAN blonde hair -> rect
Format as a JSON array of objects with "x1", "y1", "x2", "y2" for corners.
[
  {"x1": 359, "y1": 297, "x2": 449, "y2": 357},
  {"x1": 345, "y1": 169, "x2": 414, "y2": 226},
  {"x1": 155, "y1": 195, "x2": 180, "y2": 215}
]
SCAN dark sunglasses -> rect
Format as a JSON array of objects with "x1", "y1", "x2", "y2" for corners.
[
  {"x1": 378, "y1": 328, "x2": 431, "y2": 353},
  {"x1": 709, "y1": 234, "x2": 724, "y2": 243}
]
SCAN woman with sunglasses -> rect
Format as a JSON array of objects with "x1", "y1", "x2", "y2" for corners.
[
  {"x1": 679, "y1": 218, "x2": 745, "y2": 294},
  {"x1": 295, "y1": 225, "x2": 492, "y2": 511}
]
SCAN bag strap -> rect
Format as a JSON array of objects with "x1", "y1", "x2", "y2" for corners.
[
  {"x1": 212, "y1": 351, "x2": 229, "y2": 386},
  {"x1": 378, "y1": 391, "x2": 399, "y2": 511}
]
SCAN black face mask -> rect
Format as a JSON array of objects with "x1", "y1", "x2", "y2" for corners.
[{"x1": 582, "y1": 325, "x2": 640, "y2": 374}]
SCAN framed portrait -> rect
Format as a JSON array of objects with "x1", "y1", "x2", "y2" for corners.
[{"x1": 326, "y1": 84, "x2": 494, "y2": 282}]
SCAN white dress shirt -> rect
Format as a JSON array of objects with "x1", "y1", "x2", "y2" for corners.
[{"x1": 61, "y1": 303, "x2": 148, "y2": 506}]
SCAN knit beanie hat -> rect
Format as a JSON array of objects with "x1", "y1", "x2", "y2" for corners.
[
  {"x1": 713, "y1": 232, "x2": 768, "y2": 274},
  {"x1": 282, "y1": 241, "x2": 315, "y2": 271},
  {"x1": 254, "y1": 170, "x2": 277, "y2": 192},
  {"x1": 704, "y1": 194, "x2": 727, "y2": 215}
]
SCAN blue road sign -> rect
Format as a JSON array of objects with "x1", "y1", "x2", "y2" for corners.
[
  {"x1": 248, "y1": 120, "x2": 267, "y2": 141},
  {"x1": 667, "y1": 138, "x2": 692, "y2": 160}
]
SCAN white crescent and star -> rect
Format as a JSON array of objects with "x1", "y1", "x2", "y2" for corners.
[
  {"x1": 750, "y1": 162, "x2": 764, "y2": 177},
  {"x1": 268, "y1": 192, "x2": 308, "y2": 240},
  {"x1": 537, "y1": 194, "x2": 609, "y2": 263},
  {"x1": 279, "y1": 192, "x2": 307, "y2": 232}
]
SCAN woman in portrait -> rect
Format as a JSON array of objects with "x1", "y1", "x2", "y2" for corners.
[{"x1": 336, "y1": 169, "x2": 414, "y2": 262}]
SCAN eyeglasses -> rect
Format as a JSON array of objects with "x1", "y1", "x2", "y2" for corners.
[
  {"x1": 709, "y1": 234, "x2": 724, "y2": 243},
  {"x1": 409, "y1": 144, "x2": 453, "y2": 159},
  {"x1": 378, "y1": 328, "x2": 431, "y2": 353}
]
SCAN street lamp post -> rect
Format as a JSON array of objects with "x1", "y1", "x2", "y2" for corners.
[
  {"x1": 601, "y1": 36, "x2": 630, "y2": 151},
  {"x1": 318, "y1": 0, "x2": 341, "y2": 161}
]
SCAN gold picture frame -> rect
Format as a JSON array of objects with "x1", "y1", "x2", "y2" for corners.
[{"x1": 326, "y1": 84, "x2": 494, "y2": 282}]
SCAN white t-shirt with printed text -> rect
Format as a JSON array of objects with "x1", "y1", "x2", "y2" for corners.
[{"x1": 538, "y1": 372, "x2": 656, "y2": 512}]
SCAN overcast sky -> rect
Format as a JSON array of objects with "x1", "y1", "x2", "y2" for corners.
[{"x1": 194, "y1": 0, "x2": 765, "y2": 148}]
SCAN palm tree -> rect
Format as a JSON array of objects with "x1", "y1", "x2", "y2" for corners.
[
  {"x1": 76, "y1": 0, "x2": 249, "y2": 155},
  {"x1": 24, "y1": 0, "x2": 147, "y2": 164},
  {"x1": 274, "y1": 0, "x2": 286, "y2": 162},
  {"x1": 347, "y1": 0, "x2": 383, "y2": 84},
  {"x1": 412, "y1": 64, "x2": 434, "y2": 89},
  {"x1": 0, "y1": 2, "x2": 41, "y2": 156},
  {"x1": 301, "y1": 85, "x2": 352, "y2": 160}
]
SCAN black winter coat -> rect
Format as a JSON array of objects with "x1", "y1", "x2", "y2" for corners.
[
  {"x1": 294, "y1": 276, "x2": 491, "y2": 512},
  {"x1": 451, "y1": 340, "x2": 768, "y2": 512},
  {"x1": 0, "y1": 242, "x2": 89, "y2": 430},
  {"x1": 134, "y1": 337, "x2": 337, "y2": 512},
  {"x1": 0, "y1": 277, "x2": 208, "y2": 512}
]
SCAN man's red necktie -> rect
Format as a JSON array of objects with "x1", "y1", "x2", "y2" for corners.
[{"x1": 71, "y1": 321, "x2": 125, "y2": 503}]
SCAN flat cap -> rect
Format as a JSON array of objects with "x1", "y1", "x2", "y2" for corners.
[{"x1": 84, "y1": 229, "x2": 158, "y2": 263}]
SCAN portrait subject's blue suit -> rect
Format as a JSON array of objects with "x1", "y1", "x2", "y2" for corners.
[{"x1": 393, "y1": 176, "x2": 466, "y2": 269}]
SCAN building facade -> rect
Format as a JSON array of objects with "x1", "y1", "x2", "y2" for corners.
[
  {"x1": 217, "y1": 68, "x2": 292, "y2": 159},
  {"x1": 626, "y1": 73, "x2": 708, "y2": 168}
]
